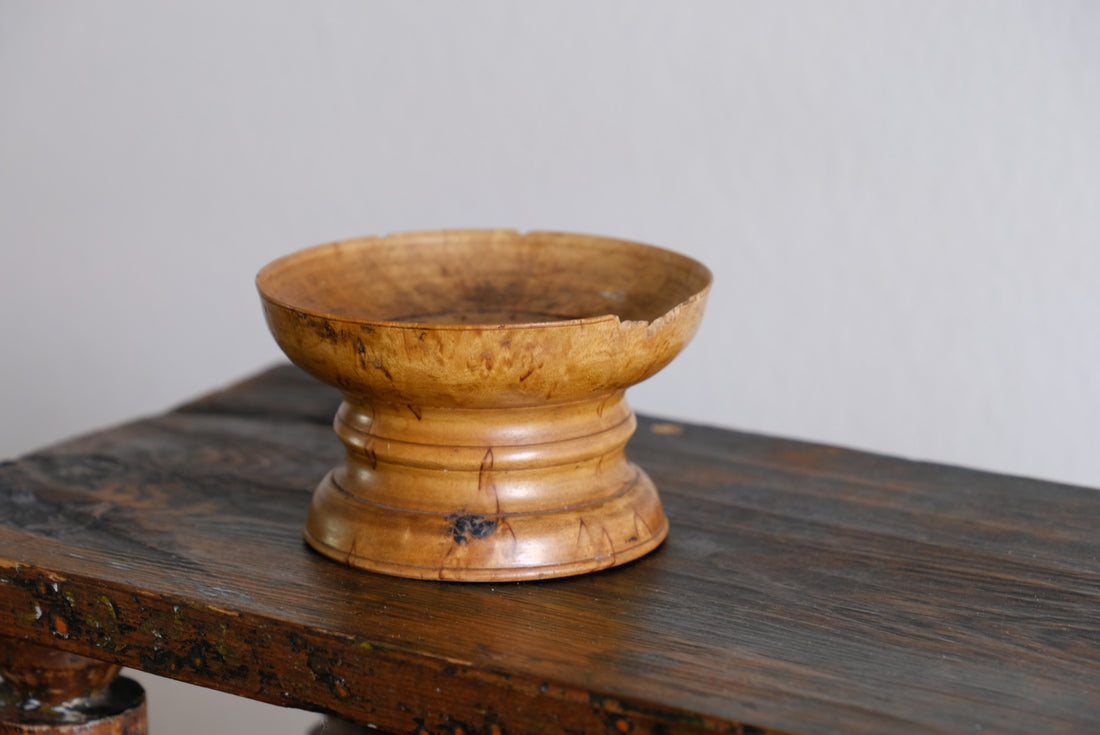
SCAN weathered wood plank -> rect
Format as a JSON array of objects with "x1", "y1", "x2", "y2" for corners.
[{"x1": 0, "y1": 365, "x2": 1097, "y2": 734}]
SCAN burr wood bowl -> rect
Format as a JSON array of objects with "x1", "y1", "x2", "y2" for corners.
[{"x1": 256, "y1": 229, "x2": 711, "y2": 581}]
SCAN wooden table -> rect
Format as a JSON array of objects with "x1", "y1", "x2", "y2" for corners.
[{"x1": 1, "y1": 366, "x2": 1097, "y2": 734}]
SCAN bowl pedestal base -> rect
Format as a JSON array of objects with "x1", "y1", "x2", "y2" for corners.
[{"x1": 303, "y1": 390, "x2": 668, "y2": 582}]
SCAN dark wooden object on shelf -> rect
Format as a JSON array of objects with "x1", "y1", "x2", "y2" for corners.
[
  {"x1": 0, "y1": 637, "x2": 145, "y2": 734},
  {"x1": 0, "y1": 365, "x2": 1097, "y2": 734}
]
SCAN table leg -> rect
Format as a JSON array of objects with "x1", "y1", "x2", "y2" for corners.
[{"x1": 0, "y1": 637, "x2": 146, "y2": 734}]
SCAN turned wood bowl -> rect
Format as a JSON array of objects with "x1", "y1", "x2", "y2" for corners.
[{"x1": 257, "y1": 229, "x2": 711, "y2": 581}]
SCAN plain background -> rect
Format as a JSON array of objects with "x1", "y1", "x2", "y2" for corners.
[{"x1": 2, "y1": 2, "x2": 1098, "y2": 732}]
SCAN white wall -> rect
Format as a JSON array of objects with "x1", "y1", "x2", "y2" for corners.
[{"x1": 2, "y1": 2, "x2": 1098, "y2": 731}]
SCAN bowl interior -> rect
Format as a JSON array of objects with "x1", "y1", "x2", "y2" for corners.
[{"x1": 257, "y1": 230, "x2": 711, "y2": 326}]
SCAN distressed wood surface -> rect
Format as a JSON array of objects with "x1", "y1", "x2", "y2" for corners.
[{"x1": 0, "y1": 365, "x2": 1098, "y2": 734}]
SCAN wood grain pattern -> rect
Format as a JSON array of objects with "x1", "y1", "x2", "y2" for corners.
[
  {"x1": 1, "y1": 365, "x2": 1098, "y2": 734},
  {"x1": 255, "y1": 230, "x2": 712, "y2": 581}
]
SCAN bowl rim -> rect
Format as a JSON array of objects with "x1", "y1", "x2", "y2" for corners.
[{"x1": 256, "y1": 228, "x2": 713, "y2": 331}]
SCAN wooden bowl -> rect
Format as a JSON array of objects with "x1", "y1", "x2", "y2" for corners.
[{"x1": 257, "y1": 230, "x2": 711, "y2": 581}]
